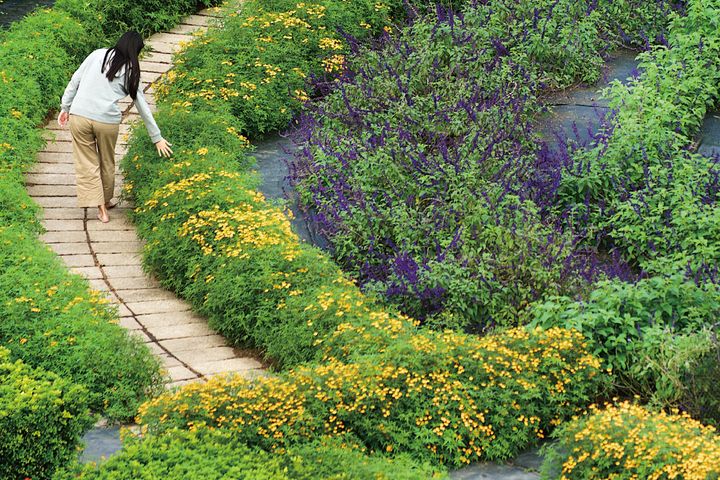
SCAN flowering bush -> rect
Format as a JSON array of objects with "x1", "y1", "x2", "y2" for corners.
[
  {"x1": 0, "y1": 347, "x2": 93, "y2": 480},
  {"x1": 0, "y1": 0, "x2": 216, "y2": 423},
  {"x1": 152, "y1": 0, "x2": 398, "y2": 137},
  {"x1": 288, "y1": 0, "x2": 669, "y2": 327},
  {"x1": 558, "y1": 0, "x2": 720, "y2": 274},
  {"x1": 532, "y1": 275, "x2": 720, "y2": 423},
  {"x1": 58, "y1": 430, "x2": 444, "y2": 479},
  {"x1": 540, "y1": 402, "x2": 720, "y2": 479},
  {"x1": 137, "y1": 327, "x2": 605, "y2": 466}
]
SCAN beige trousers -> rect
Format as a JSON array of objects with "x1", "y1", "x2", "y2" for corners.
[{"x1": 69, "y1": 114, "x2": 119, "y2": 207}]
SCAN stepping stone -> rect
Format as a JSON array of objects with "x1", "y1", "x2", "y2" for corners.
[
  {"x1": 119, "y1": 317, "x2": 142, "y2": 330},
  {"x1": 140, "y1": 51, "x2": 173, "y2": 64},
  {"x1": 42, "y1": 219, "x2": 84, "y2": 231},
  {"x1": 118, "y1": 304, "x2": 134, "y2": 317},
  {"x1": 159, "y1": 335, "x2": 227, "y2": 352},
  {"x1": 159, "y1": 353, "x2": 183, "y2": 368},
  {"x1": 42, "y1": 130, "x2": 73, "y2": 142},
  {"x1": 43, "y1": 140, "x2": 74, "y2": 153},
  {"x1": 173, "y1": 346, "x2": 238, "y2": 365},
  {"x1": 147, "y1": 322, "x2": 215, "y2": 341},
  {"x1": 42, "y1": 208, "x2": 84, "y2": 220},
  {"x1": 139, "y1": 61, "x2": 173, "y2": 74},
  {"x1": 167, "y1": 378, "x2": 204, "y2": 389},
  {"x1": 136, "y1": 311, "x2": 204, "y2": 328},
  {"x1": 92, "y1": 241, "x2": 144, "y2": 254},
  {"x1": 96, "y1": 253, "x2": 142, "y2": 266},
  {"x1": 50, "y1": 243, "x2": 91, "y2": 255},
  {"x1": 28, "y1": 185, "x2": 76, "y2": 197},
  {"x1": 35, "y1": 196, "x2": 77, "y2": 207},
  {"x1": 169, "y1": 23, "x2": 206, "y2": 35},
  {"x1": 166, "y1": 365, "x2": 199, "y2": 382},
  {"x1": 71, "y1": 266, "x2": 104, "y2": 280},
  {"x1": 28, "y1": 163, "x2": 75, "y2": 174},
  {"x1": 145, "y1": 41, "x2": 182, "y2": 55},
  {"x1": 60, "y1": 254, "x2": 96, "y2": 268},
  {"x1": 104, "y1": 265, "x2": 146, "y2": 278},
  {"x1": 88, "y1": 230, "x2": 139, "y2": 242},
  {"x1": 146, "y1": 32, "x2": 192, "y2": 44},
  {"x1": 41, "y1": 231, "x2": 86, "y2": 243},
  {"x1": 37, "y1": 152, "x2": 74, "y2": 164},
  {"x1": 182, "y1": 15, "x2": 212, "y2": 26},
  {"x1": 194, "y1": 357, "x2": 263, "y2": 376},
  {"x1": 128, "y1": 299, "x2": 192, "y2": 315},
  {"x1": 111, "y1": 276, "x2": 160, "y2": 290},
  {"x1": 116, "y1": 288, "x2": 177, "y2": 303},
  {"x1": 26, "y1": 173, "x2": 76, "y2": 185}
]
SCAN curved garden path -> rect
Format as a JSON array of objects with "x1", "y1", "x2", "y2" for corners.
[{"x1": 25, "y1": 7, "x2": 264, "y2": 389}]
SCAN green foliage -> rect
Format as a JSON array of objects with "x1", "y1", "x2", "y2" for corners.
[
  {"x1": 57, "y1": 430, "x2": 443, "y2": 479},
  {"x1": 55, "y1": 0, "x2": 221, "y2": 38},
  {"x1": 137, "y1": 326, "x2": 605, "y2": 467},
  {"x1": 0, "y1": 226, "x2": 164, "y2": 419},
  {"x1": 152, "y1": 0, "x2": 398, "y2": 137},
  {"x1": 531, "y1": 275, "x2": 720, "y2": 422},
  {"x1": 0, "y1": 347, "x2": 93, "y2": 480},
  {"x1": 540, "y1": 402, "x2": 720, "y2": 479},
  {"x1": 558, "y1": 0, "x2": 720, "y2": 273}
]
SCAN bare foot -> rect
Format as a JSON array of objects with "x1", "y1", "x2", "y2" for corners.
[{"x1": 97, "y1": 206, "x2": 110, "y2": 223}]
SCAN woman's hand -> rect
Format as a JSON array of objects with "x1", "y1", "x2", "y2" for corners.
[
  {"x1": 57, "y1": 111, "x2": 69, "y2": 128},
  {"x1": 155, "y1": 138, "x2": 173, "y2": 158}
]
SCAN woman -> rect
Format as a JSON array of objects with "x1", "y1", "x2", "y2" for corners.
[{"x1": 58, "y1": 31, "x2": 173, "y2": 223}]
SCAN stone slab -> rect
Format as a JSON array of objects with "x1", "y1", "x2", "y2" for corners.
[
  {"x1": 42, "y1": 219, "x2": 84, "y2": 232},
  {"x1": 42, "y1": 130, "x2": 73, "y2": 142},
  {"x1": 50, "y1": 243, "x2": 91, "y2": 255},
  {"x1": 42, "y1": 208, "x2": 84, "y2": 220},
  {"x1": 89, "y1": 230, "x2": 139, "y2": 242},
  {"x1": 147, "y1": 323, "x2": 215, "y2": 341},
  {"x1": 43, "y1": 141, "x2": 74, "y2": 153},
  {"x1": 166, "y1": 365, "x2": 199, "y2": 382},
  {"x1": 169, "y1": 23, "x2": 206, "y2": 35},
  {"x1": 92, "y1": 241, "x2": 144, "y2": 254},
  {"x1": 71, "y1": 266, "x2": 104, "y2": 280},
  {"x1": 37, "y1": 152, "x2": 74, "y2": 164},
  {"x1": 193, "y1": 357, "x2": 263, "y2": 376},
  {"x1": 118, "y1": 304, "x2": 134, "y2": 317},
  {"x1": 145, "y1": 41, "x2": 182, "y2": 55},
  {"x1": 119, "y1": 317, "x2": 142, "y2": 330},
  {"x1": 166, "y1": 378, "x2": 204, "y2": 389},
  {"x1": 96, "y1": 253, "x2": 142, "y2": 266},
  {"x1": 28, "y1": 163, "x2": 76, "y2": 174},
  {"x1": 128, "y1": 299, "x2": 192, "y2": 315},
  {"x1": 26, "y1": 173, "x2": 76, "y2": 185},
  {"x1": 86, "y1": 216, "x2": 135, "y2": 231},
  {"x1": 60, "y1": 254, "x2": 96, "y2": 268},
  {"x1": 41, "y1": 231, "x2": 86, "y2": 243},
  {"x1": 28, "y1": 185, "x2": 76, "y2": 197},
  {"x1": 116, "y1": 288, "x2": 177, "y2": 303},
  {"x1": 173, "y1": 346, "x2": 238, "y2": 365},
  {"x1": 110, "y1": 276, "x2": 160, "y2": 290},
  {"x1": 159, "y1": 353, "x2": 183, "y2": 368},
  {"x1": 159, "y1": 335, "x2": 227, "y2": 352},
  {"x1": 182, "y1": 14, "x2": 212, "y2": 26},
  {"x1": 35, "y1": 196, "x2": 77, "y2": 208},
  {"x1": 136, "y1": 311, "x2": 204, "y2": 328},
  {"x1": 140, "y1": 51, "x2": 173, "y2": 64},
  {"x1": 88, "y1": 279, "x2": 110, "y2": 292},
  {"x1": 104, "y1": 265, "x2": 146, "y2": 278}
]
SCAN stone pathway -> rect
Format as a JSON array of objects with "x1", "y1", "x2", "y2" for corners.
[{"x1": 25, "y1": 7, "x2": 265, "y2": 389}]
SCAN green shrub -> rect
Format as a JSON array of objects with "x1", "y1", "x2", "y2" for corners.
[
  {"x1": 558, "y1": 0, "x2": 720, "y2": 273},
  {"x1": 0, "y1": 347, "x2": 93, "y2": 480},
  {"x1": 0, "y1": 226, "x2": 164, "y2": 419},
  {"x1": 540, "y1": 401, "x2": 720, "y2": 479},
  {"x1": 531, "y1": 274, "x2": 720, "y2": 422},
  {"x1": 152, "y1": 0, "x2": 399, "y2": 137},
  {"x1": 58, "y1": 430, "x2": 443, "y2": 479},
  {"x1": 55, "y1": 0, "x2": 221, "y2": 38},
  {"x1": 137, "y1": 326, "x2": 605, "y2": 467}
]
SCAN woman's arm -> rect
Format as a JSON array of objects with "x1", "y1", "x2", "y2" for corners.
[
  {"x1": 60, "y1": 50, "x2": 96, "y2": 113},
  {"x1": 135, "y1": 85, "x2": 173, "y2": 157}
]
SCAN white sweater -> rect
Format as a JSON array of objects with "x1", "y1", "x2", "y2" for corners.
[{"x1": 60, "y1": 48, "x2": 163, "y2": 143}]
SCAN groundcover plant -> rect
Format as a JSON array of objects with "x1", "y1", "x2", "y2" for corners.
[
  {"x1": 0, "y1": 0, "x2": 220, "y2": 477},
  {"x1": 10, "y1": 0, "x2": 720, "y2": 477}
]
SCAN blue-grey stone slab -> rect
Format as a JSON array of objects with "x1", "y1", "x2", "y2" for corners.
[
  {"x1": 0, "y1": 0, "x2": 55, "y2": 28},
  {"x1": 698, "y1": 112, "x2": 720, "y2": 157},
  {"x1": 79, "y1": 426, "x2": 123, "y2": 463},
  {"x1": 253, "y1": 133, "x2": 330, "y2": 249}
]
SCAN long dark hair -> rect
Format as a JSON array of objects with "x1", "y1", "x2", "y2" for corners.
[{"x1": 101, "y1": 31, "x2": 144, "y2": 100}]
